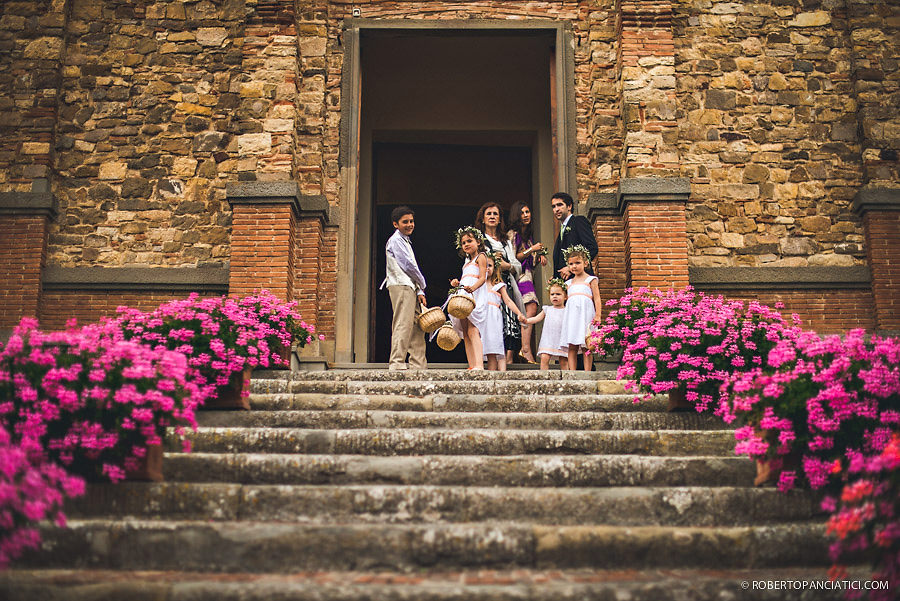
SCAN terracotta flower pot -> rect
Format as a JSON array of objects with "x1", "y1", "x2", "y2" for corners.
[
  {"x1": 205, "y1": 366, "x2": 253, "y2": 411},
  {"x1": 270, "y1": 343, "x2": 292, "y2": 368},
  {"x1": 667, "y1": 387, "x2": 692, "y2": 413},
  {"x1": 125, "y1": 444, "x2": 163, "y2": 482}
]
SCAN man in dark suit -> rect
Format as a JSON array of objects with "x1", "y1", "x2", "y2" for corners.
[{"x1": 551, "y1": 192, "x2": 598, "y2": 279}]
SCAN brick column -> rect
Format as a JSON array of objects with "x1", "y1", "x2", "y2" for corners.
[
  {"x1": 852, "y1": 188, "x2": 900, "y2": 334},
  {"x1": 227, "y1": 182, "x2": 300, "y2": 301},
  {"x1": 0, "y1": 190, "x2": 54, "y2": 334},
  {"x1": 587, "y1": 192, "x2": 627, "y2": 302},
  {"x1": 621, "y1": 177, "x2": 690, "y2": 290}
]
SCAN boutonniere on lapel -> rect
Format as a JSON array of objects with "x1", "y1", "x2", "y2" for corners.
[{"x1": 560, "y1": 225, "x2": 571, "y2": 237}]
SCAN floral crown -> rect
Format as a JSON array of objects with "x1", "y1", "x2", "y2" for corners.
[
  {"x1": 562, "y1": 244, "x2": 591, "y2": 262},
  {"x1": 547, "y1": 277, "x2": 568, "y2": 291},
  {"x1": 454, "y1": 225, "x2": 485, "y2": 250}
]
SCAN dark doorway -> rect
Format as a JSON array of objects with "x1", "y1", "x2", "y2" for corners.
[{"x1": 371, "y1": 142, "x2": 532, "y2": 363}]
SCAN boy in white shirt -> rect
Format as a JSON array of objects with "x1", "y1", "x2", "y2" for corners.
[{"x1": 382, "y1": 206, "x2": 428, "y2": 370}]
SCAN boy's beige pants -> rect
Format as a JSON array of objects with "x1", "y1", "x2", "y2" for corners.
[{"x1": 388, "y1": 285, "x2": 427, "y2": 370}]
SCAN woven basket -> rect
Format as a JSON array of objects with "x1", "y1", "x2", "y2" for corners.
[
  {"x1": 417, "y1": 305, "x2": 445, "y2": 334},
  {"x1": 436, "y1": 324, "x2": 462, "y2": 351},
  {"x1": 447, "y1": 293, "x2": 475, "y2": 319}
]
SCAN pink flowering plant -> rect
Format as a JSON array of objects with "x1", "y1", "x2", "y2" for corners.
[
  {"x1": 719, "y1": 329, "x2": 900, "y2": 494},
  {"x1": 116, "y1": 291, "x2": 321, "y2": 399},
  {"x1": 0, "y1": 318, "x2": 202, "y2": 482},
  {"x1": 0, "y1": 426, "x2": 85, "y2": 568},
  {"x1": 586, "y1": 287, "x2": 796, "y2": 413},
  {"x1": 826, "y1": 433, "x2": 900, "y2": 600}
]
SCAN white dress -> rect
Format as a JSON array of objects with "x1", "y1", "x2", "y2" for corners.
[
  {"x1": 559, "y1": 275, "x2": 598, "y2": 350},
  {"x1": 481, "y1": 282, "x2": 506, "y2": 358},
  {"x1": 450, "y1": 254, "x2": 491, "y2": 341},
  {"x1": 536, "y1": 305, "x2": 567, "y2": 358}
]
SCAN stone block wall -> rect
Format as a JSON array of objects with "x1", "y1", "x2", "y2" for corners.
[
  {"x1": 675, "y1": 2, "x2": 873, "y2": 270},
  {"x1": 0, "y1": 0, "x2": 896, "y2": 347},
  {"x1": 49, "y1": 0, "x2": 243, "y2": 268},
  {"x1": 0, "y1": 0, "x2": 67, "y2": 193}
]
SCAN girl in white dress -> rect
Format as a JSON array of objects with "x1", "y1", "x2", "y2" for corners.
[
  {"x1": 449, "y1": 226, "x2": 490, "y2": 370},
  {"x1": 483, "y1": 257, "x2": 526, "y2": 371},
  {"x1": 558, "y1": 245, "x2": 602, "y2": 371},
  {"x1": 521, "y1": 278, "x2": 569, "y2": 371}
]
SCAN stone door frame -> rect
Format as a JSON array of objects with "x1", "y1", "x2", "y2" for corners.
[{"x1": 336, "y1": 18, "x2": 577, "y2": 363}]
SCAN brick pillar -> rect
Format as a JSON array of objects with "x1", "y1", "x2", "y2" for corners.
[
  {"x1": 587, "y1": 192, "x2": 627, "y2": 303},
  {"x1": 227, "y1": 183, "x2": 300, "y2": 301},
  {"x1": 620, "y1": 178, "x2": 690, "y2": 290},
  {"x1": 0, "y1": 191, "x2": 54, "y2": 334},
  {"x1": 852, "y1": 188, "x2": 900, "y2": 334}
]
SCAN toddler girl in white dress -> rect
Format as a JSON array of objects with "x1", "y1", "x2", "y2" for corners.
[{"x1": 521, "y1": 278, "x2": 569, "y2": 371}]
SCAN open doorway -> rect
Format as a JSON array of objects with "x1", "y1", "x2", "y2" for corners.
[
  {"x1": 371, "y1": 142, "x2": 533, "y2": 363},
  {"x1": 349, "y1": 26, "x2": 567, "y2": 363}
]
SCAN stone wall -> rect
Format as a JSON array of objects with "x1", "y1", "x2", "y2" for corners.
[
  {"x1": 675, "y1": 1, "x2": 869, "y2": 269},
  {"x1": 0, "y1": 0, "x2": 897, "y2": 343},
  {"x1": 49, "y1": 0, "x2": 244, "y2": 268}
]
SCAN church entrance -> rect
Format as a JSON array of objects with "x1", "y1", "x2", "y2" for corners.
[
  {"x1": 371, "y1": 142, "x2": 533, "y2": 363},
  {"x1": 343, "y1": 23, "x2": 576, "y2": 363}
]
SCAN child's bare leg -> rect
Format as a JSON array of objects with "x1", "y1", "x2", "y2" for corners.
[
  {"x1": 467, "y1": 322, "x2": 484, "y2": 370},
  {"x1": 486, "y1": 355, "x2": 498, "y2": 371},
  {"x1": 559, "y1": 356, "x2": 569, "y2": 370},
  {"x1": 583, "y1": 351, "x2": 593, "y2": 372},
  {"x1": 539, "y1": 354, "x2": 550, "y2": 371},
  {"x1": 521, "y1": 303, "x2": 538, "y2": 362},
  {"x1": 567, "y1": 345, "x2": 578, "y2": 371},
  {"x1": 497, "y1": 355, "x2": 507, "y2": 372}
]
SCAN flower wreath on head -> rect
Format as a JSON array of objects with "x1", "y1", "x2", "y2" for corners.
[
  {"x1": 454, "y1": 225, "x2": 486, "y2": 250},
  {"x1": 547, "y1": 277, "x2": 568, "y2": 291},
  {"x1": 562, "y1": 244, "x2": 591, "y2": 262}
]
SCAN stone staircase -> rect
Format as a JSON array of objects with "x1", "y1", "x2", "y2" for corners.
[{"x1": 1, "y1": 368, "x2": 846, "y2": 600}]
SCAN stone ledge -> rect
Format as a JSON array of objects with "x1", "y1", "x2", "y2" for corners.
[
  {"x1": 0, "y1": 191, "x2": 56, "y2": 216},
  {"x1": 619, "y1": 177, "x2": 691, "y2": 202},
  {"x1": 690, "y1": 266, "x2": 871, "y2": 290},
  {"x1": 226, "y1": 182, "x2": 336, "y2": 224},
  {"x1": 585, "y1": 192, "x2": 618, "y2": 221},
  {"x1": 851, "y1": 186, "x2": 900, "y2": 215},
  {"x1": 42, "y1": 266, "x2": 229, "y2": 292},
  {"x1": 586, "y1": 179, "x2": 692, "y2": 218}
]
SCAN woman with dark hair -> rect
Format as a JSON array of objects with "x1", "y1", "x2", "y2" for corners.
[
  {"x1": 475, "y1": 202, "x2": 523, "y2": 362},
  {"x1": 507, "y1": 201, "x2": 547, "y2": 364}
]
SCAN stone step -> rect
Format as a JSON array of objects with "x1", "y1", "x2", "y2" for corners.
[
  {"x1": 176, "y1": 428, "x2": 737, "y2": 456},
  {"x1": 18, "y1": 521, "x2": 830, "y2": 572},
  {"x1": 250, "y1": 379, "x2": 629, "y2": 396},
  {"x1": 247, "y1": 392, "x2": 671, "y2": 413},
  {"x1": 254, "y1": 368, "x2": 617, "y2": 381},
  {"x1": 66, "y1": 483, "x2": 821, "y2": 526},
  {"x1": 164, "y1": 453, "x2": 756, "y2": 487},
  {"x1": 196, "y1": 410, "x2": 731, "y2": 431},
  {"x1": 0, "y1": 567, "x2": 855, "y2": 601}
]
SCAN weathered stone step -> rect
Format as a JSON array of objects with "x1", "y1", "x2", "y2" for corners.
[
  {"x1": 197, "y1": 410, "x2": 730, "y2": 431},
  {"x1": 67, "y1": 483, "x2": 820, "y2": 526},
  {"x1": 176, "y1": 428, "x2": 737, "y2": 456},
  {"x1": 255, "y1": 368, "x2": 617, "y2": 381},
  {"x1": 250, "y1": 379, "x2": 628, "y2": 396},
  {"x1": 248, "y1": 392, "x2": 670, "y2": 413},
  {"x1": 164, "y1": 453, "x2": 755, "y2": 487},
  {"x1": 18, "y1": 521, "x2": 830, "y2": 572},
  {"x1": 0, "y1": 567, "x2": 854, "y2": 601}
]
